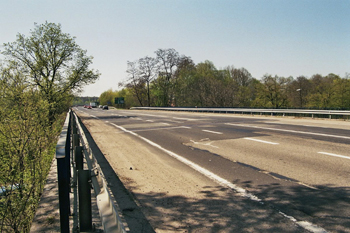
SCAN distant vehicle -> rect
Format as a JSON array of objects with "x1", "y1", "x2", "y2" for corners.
[
  {"x1": 90, "y1": 102, "x2": 97, "y2": 108},
  {"x1": 87, "y1": 105, "x2": 92, "y2": 109},
  {"x1": 84, "y1": 105, "x2": 87, "y2": 108},
  {"x1": 103, "y1": 105, "x2": 109, "y2": 110},
  {"x1": 99, "y1": 105, "x2": 103, "y2": 108}
]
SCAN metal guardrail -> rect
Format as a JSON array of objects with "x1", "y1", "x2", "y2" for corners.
[
  {"x1": 131, "y1": 107, "x2": 350, "y2": 119},
  {"x1": 72, "y1": 111, "x2": 127, "y2": 233},
  {"x1": 56, "y1": 110, "x2": 71, "y2": 233},
  {"x1": 56, "y1": 110, "x2": 126, "y2": 233}
]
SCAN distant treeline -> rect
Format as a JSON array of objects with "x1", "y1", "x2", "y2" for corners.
[
  {"x1": 73, "y1": 96, "x2": 99, "y2": 105},
  {"x1": 99, "y1": 48, "x2": 350, "y2": 110}
]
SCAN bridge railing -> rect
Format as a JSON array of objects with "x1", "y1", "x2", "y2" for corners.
[{"x1": 56, "y1": 110, "x2": 126, "y2": 233}]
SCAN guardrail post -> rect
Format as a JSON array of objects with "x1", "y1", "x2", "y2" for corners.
[
  {"x1": 78, "y1": 170, "x2": 92, "y2": 232},
  {"x1": 73, "y1": 134, "x2": 80, "y2": 150},
  {"x1": 56, "y1": 111, "x2": 72, "y2": 233},
  {"x1": 72, "y1": 113, "x2": 77, "y2": 134},
  {"x1": 75, "y1": 146, "x2": 84, "y2": 171}
]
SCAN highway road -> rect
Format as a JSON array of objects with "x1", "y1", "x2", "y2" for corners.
[{"x1": 75, "y1": 106, "x2": 350, "y2": 233}]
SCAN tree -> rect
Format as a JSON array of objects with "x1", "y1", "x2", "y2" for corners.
[
  {"x1": 138, "y1": 56, "x2": 157, "y2": 106},
  {"x1": 0, "y1": 61, "x2": 57, "y2": 232},
  {"x1": 124, "y1": 61, "x2": 147, "y2": 106},
  {"x1": 155, "y1": 48, "x2": 181, "y2": 106},
  {"x1": 288, "y1": 76, "x2": 311, "y2": 108},
  {"x1": 172, "y1": 56, "x2": 196, "y2": 106},
  {"x1": 2, "y1": 22, "x2": 100, "y2": 124},
  {"x1": 99, "y1": 89, "x2": 117, "y2": 106},
  {"x1": 228, "y1": 66, "x2": 255, "y2": 107},
  {"x1": 308, "y1": 74, "x2": 337, "y2": 109},
  {"x1": 260, "y1": 75, "x2": 292, "y2": 108}
]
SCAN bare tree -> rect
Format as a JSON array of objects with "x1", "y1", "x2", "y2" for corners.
[
  {"x1": 125, "y1": 61, "x2": 146, "y2": 106},
  {"x1": 138, "y1": 56, "x2": 157, "y2": 106},
  {"x1": 155, "y1": 48, "x2": 180, "y2": 106}
]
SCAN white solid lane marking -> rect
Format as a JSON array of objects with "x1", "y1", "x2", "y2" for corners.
[
  {"x1": 136, "y1": 113, "x2": 168, "y2": 118},
  {"x1": 90, "y1": 115, "x2": 98, "y2": 119},
  {"x1": 225, "y1": 123, "x2": 350, "y2": 140},
  {"x1": 318, "y1": 152, "x2": 350, "y2": 160},
  {"x1": 243, "y1": 137, "x2": 279, "y2": 145},
  {"x1": 146, "y1": 120, "x2": 154, "y2": 122},
  {"x1": 109, "y1": 122, "x2": 327, "y2": 233},
  {"x1": 279, "y1": 211, "x2": 328, "y2": 233},
  {"x1": 173, "y1": 117, "x2": 200, "y2": 121},
  {"x1": 202, "y1": 129, "x2": 223, "y2": 135},
  {"x1": 129, "y1": 126, "x2": 192, "y2": 133}
]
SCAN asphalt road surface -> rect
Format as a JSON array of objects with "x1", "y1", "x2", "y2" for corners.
[{"x1": 75, "y1": 106, "x2": 350, "y2": 233}]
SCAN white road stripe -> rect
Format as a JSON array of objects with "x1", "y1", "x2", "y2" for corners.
[
  {"x1": 173, "y1": 117, "x2": 200, "y2": 121},
  {"x1": 146, "y1": 120, "x2": 154, "y2": 122},
  {"x1": 90, "y1": 115, "x2": 98, "y2": 119},
  {"x1": 202, "y1": 129, "x2": 223, "y2": 135},
  {"x1": 279, "y1": 211, "x2": 328, "y2": 233},
  {"x1": 244, "y1": 137, "x2": 279, "y2": 145},
  {"x1": 225, "y1": 123, "x2": 350, "y2": 140},
  {"x1": 129, "y1": 126, "x2": 192, "y2": 133},
  {"x1": 318, "y1": 152, "x2": 350, "y2": 160},
  {"x1": 136, "y1": 113, "x2": 168, "y2": 118},
  {"x1": 109, "y1": 122, "x2": 327, "y2": 233}
]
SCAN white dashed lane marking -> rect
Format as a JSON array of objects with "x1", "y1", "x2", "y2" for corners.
[
  {"x1": 318, "y1": 152, "x2": 350, "y2": 160},
  {"x1": 202, "y1": 129, "x2": 223, "y2": 135},
  {"x1": 243, "y1": 137, "x2": 279, "y2": 145}
]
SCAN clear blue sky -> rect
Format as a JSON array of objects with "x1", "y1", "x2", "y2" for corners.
[{"x1": 1, "y1": 0, "x2": 349, "y2": 96}]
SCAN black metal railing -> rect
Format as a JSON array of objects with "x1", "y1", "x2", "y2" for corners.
[{"x1": 56, "y1": 110, "x2": 126, "y2": 233}]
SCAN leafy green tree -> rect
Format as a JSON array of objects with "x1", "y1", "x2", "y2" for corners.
[
  {"x1": 99, "y1": 89, "x2": 117, "y2": 106},
  {"x1": 260, "y1": 75, "x2": 292, "y2": 108},
  {"x1": 2, "y1": 22, "x2": 100, "y2": 124},
  {"x1": 287, "y1": 76, "x2": 311, "y2": 108},
  {"x1": 172, "y1": 56, "x2": 196, "y2": 106},
  {"x1": 307, "y1": 74, "x2": 337, "y2": 109},
  {"x1": 0, "y1": 61, "x2": 58, "y2": 232},
  {"x1": 228, "y1": 66, "x2": 255, "y2": 107},
  {"x1": 329, "y1": 74, "x2": 350, "y2": 109}
]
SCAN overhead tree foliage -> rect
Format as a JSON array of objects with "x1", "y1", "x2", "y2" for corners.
[{"x1": 2, "y1": 22, "x2": 100, "y2": 124}]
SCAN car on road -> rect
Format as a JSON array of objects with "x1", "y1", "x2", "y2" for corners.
[
  {"x1": 103, "y1": 105, "x2": 108, "y2": 110},
  {"x1": 87, "y1": 105, "x2": 92, "y2": 109}
]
